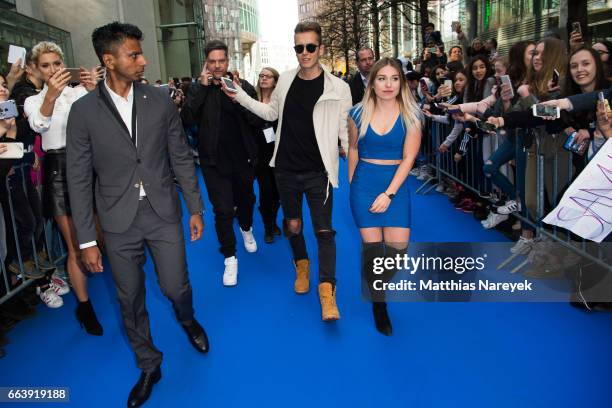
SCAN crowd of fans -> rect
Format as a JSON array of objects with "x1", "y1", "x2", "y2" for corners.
[{"x1": 1, "y1": 19, "x2": 611, "y2": 358}]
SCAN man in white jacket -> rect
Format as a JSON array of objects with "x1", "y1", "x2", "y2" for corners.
[{"x1": 222, "y1": 21, "x2": 351, "y2": 321}]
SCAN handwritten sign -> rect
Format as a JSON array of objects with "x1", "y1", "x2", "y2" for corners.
[{"x1": 543, "y1": 138, "x2": 612, "y2": 243}]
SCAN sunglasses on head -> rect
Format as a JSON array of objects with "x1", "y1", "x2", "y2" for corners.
[{"x1": 294, "y1": 43, "x2": 319, "y2": 54}]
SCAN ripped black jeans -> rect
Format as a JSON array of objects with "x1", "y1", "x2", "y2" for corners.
[{"x1": 274, "y1": 169, "x2": 336, "y2": 285}]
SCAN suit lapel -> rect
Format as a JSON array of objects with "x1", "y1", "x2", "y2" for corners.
[
  {"x1": 98, "y1": 83, "x2": 136, "y2": 149},
  {"x1": 133, "y1": 83, "x2": 146, "y2": 154}
]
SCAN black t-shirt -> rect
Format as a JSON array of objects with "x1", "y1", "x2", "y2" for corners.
[
  {"x1": 217, "y1": 92, "x2": 249, "y2": 175},
  {"x1": 276, "y1": 71, "x2": 325, "y2": 172}
]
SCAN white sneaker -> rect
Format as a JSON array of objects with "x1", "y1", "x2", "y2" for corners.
[
  {"x1": 223, "y1": 256, "x2": 238, "y2": 286},
  {"x1": 510, "y1": 236, "x2": 534, "y2": 255},
  {"x1": 416, "y1": 165, "x2": 429, "y2": 180},
  {"x1": 50, "y1": 273, "x2": 70, "y2": 296},
  {"x1": 483, "y1": 212, "x2": 508, "y2": 229},
  {"x1": 240, "y1": 227, "x2": 257, "y2": 253},
  {"x1": 36, "y1": 286, "x2": 63, "y2": 308},
  {"x1": 497, "y1": 199, "x2": 521, "y2": 215}
]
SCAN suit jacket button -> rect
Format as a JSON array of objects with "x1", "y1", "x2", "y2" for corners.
[{"x1": 137, "y1": 159, "x2": 141, "y2": 163}]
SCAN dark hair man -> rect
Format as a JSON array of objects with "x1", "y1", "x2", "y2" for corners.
[
  {"x1": 222, "y1": 21, "x2": 351, "y2": 321},
  {"x1": 350, "y1": 47, "x2": 375, "y2": 105},
  {"x1": 181, "y1": 39, "x2": 260, "y2": 287},
  {"x1": 67, "y1": 22, "x2": 208, "y2": 407}
]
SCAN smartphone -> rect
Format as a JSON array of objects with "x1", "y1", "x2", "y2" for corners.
[
  {"x1": 221, "y1": 76, "x2": 238, "y2": 93},
  {"x1": 65, "y1": 68, "x2": 81, "y2": 83},
  {"x1": 419, "y1": 78, "x2": 429, "y2": 93},
  {"x1": 475, "y1": 120, "x2": 496, "y2": 133},
  {"x1": 552, "y1": 69, "x2": 560, "y2": 87},
  {"x1": 444, "y1": 79, "x2": 453, "y2": 88},
  {"x1": 0, "y1": 142, "x2": 24, "y2": 159},
  {"x1": 572, "y1": 22, "x2": 582, "y2": 35},
  {"x1": 447, "y1": 106, "x2": 462, "y2": 115},
  {"x1": 428, "y1": 47, "x2": 438, "y2": 54},
  {"x1": 563, "y1": 132, "x2": 587, "y2": 155},
  {"x1": 451, "y1": 21, "x2": 460, "y2": 32},
  {"x1": 500, "y1": 75, "x2": 514, "y2": 98},
  {"x1": 599, "y1": 91, "x2": 611, "y2": 113},
  {"x1": 532, "y1": 104, "x2": 560, "y2": 119},
  {"x1": 0, "y1": 100, "x2": 18, "y2": 120}
]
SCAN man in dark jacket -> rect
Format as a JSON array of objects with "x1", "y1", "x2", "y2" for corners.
[
  {"x1": 349, "y1": 47, "x2": 375, "y2": 106},
  {"x1": 182, "y1": 40, "x2": 259, "y2": 285}
]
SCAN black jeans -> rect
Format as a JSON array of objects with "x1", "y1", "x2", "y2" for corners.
[
  {"x1": 274, "y1": 169, "x2": 336, "y2": 285},
  {"x1": 255, "y1": 159, "x2": 280, "y2": 229},
  {"x1": 201, "y1": 165, "x2": 255, "y2": 258},
  {"x1": 9, "y1": 171, "x2": 44, "y2": 261}
]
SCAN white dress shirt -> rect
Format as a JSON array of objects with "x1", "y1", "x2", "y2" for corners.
[
  {"x1": 103, "y1": 80, "x2": 146, "y2": 197},
  {"x1": 24, "y1": 84, "x2": 88, "y2": 151},
  {"x1": 360, "y1": 72, "x2": 368, "y2": 88}
]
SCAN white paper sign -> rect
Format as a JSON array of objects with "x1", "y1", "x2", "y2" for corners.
[
  {"x1": 543, "y1": 138, "x2": 612, "y2": 243},
  {"x1": 263, "y1": 127, "x2": 275, "y2": 143},
  {"x1": 7, "y1": 45, "x2": 26, "y2": 68}
]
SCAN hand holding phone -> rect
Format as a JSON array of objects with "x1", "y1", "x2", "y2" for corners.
[
  {"x1": 0, "y1": 100, "x2": 18, "y2": 120},
  {"x1": 199, "y1": 64, "x2": 213, "y2": 86},
  {"x1": 221, "y1": 76, "x2": 238, "y2": 93},
  {"x1": 500, "y1": 75, "x2": 514, "y2": 99},
  {"x1": 572, "y1": 22, "x2": 582, "y2": 35},
  {"x1": 0, "y1": 142, "x2": 24, "y2": 159},
  {"x1": 532, "y1": 103, "x2": 560, "y2": 119},
  {"x1": 551, "y1": 69, "x2": 560, "y2": 87}
]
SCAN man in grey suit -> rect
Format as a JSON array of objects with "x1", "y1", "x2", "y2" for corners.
[{"x1": 66, "y1": 22, "x2": 209, "y2": 407}]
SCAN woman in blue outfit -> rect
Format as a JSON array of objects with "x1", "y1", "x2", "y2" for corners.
[{"x1": 348, "y1": 58, "x2": 422, "y2": 335}]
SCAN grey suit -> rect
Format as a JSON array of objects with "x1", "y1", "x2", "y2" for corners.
[{"x1": 66, "y1": 81, "x2": 204, "y2": 371}]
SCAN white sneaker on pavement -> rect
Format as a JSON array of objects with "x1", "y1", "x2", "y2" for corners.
[
  {"x1": 497, "y1": 199, "x2": 521, "y2": 215},
  {"x1": 50, "y1": 274, "x2": 70, "y2": 296},
  {"x1": 482, "y1": 212, "x2": 508, "y2": 229},
  {"x1": 240, "y1": 227, "x2": 257, "y2": 253},
  {"x1": 510, "y1": 236, "x2": 534, "y2": 255},
  {"x1": 223, "y1": 256, "x2": 238, "y2": 286},
  {"x1": 37, "y1": 286, "x2": 63, "y2": 308}
]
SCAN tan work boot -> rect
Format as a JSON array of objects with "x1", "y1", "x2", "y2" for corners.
[
  {"x1": 318, "y1": 282, "x2": 340, "y2": 321},
  {"x1": 294, "y1": 259, "x2": 310, "y2": 294}
]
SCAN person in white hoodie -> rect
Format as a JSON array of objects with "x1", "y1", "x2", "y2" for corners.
[{"x1": 222, "y1": 21, "x2": 351, "y2": 321}]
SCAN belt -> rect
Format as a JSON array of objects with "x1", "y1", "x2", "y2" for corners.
[{"x1": 46, "y1": 148, "x2": 66, "y2": 154}]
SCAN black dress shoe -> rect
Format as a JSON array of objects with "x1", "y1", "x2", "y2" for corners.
[
  {"x1": 372, "y1": 302, "x2": 393, "y2": 336},
  {"x1": 127, "y1": 366, "x2": 161, "y2": 407},
  {"x1": 181, "y1": 319, "x2": 209, "y2": 353},
  {"x1": 76, "y1": 300, "x2": 103, "y2": 336}
]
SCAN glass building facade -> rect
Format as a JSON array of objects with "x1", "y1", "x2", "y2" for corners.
[
  {"x1": 156, "y1": 0, "x2": 205, "y2": 79},
  {"x1": 0, "y1": 6, "x2": 73, "y2": 74}
]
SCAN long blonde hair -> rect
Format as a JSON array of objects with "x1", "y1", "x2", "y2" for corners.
[{"x1": 357, "y1": 58, "x2": 422, "y2": 138}]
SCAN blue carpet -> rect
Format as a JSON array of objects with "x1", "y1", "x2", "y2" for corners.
[{"x1": 1, "y1": 160, "x2": 611, "y2": 407}]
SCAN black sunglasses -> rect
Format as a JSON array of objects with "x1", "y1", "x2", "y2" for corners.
[{"x1": 294, "y1": 43, "x2": 319, "y2": 54}]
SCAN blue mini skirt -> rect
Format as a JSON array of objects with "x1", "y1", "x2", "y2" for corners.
[{"x1": 350, "y1": 160, "x2": 411, "y2": 228}]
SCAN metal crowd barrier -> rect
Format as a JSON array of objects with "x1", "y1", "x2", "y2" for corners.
[
  {"x1": 418, "y1": 118, "x2": 612, "y2": 275},
  {"x1": 0, "y1": 163, "x2": 67, "y2": 305}
]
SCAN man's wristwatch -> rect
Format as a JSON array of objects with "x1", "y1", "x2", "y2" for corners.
[{"x1": 385, "y1": 192, "x2": 395, "y2": 199}]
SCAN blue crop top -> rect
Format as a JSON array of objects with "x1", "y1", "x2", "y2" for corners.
[{"x1": 349, "y1": 105, "x2": 405, "y2": 160}]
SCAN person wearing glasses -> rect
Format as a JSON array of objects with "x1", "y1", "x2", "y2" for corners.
[
  {"x1": 181, "y1": 40, "x2": 260, "y2": 286},
  {"x1": 222, "y1": 21, "x2": 351, "y2": 321},
  {"x1": 254, "y1": 67, "x2": 282, "y2": 243}
]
